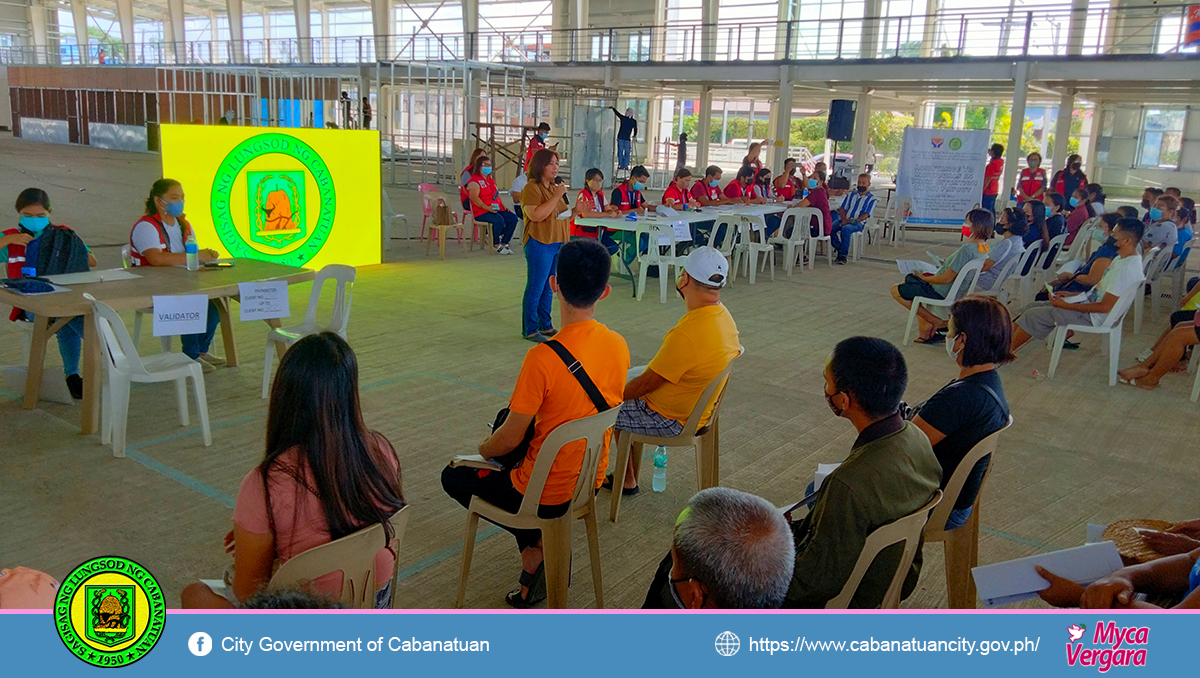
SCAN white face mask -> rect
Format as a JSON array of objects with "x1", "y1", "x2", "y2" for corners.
[{"x1": 945, "y1": 329, "x2": 962, "y2": 363}]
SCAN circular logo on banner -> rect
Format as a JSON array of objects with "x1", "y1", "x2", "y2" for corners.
[
  {"x1": 54, "y1": 556, "x2": 166, "y2": 668},
  {"x1": 210, "y1": 132, "x2": 337, "y2": 266},
  {"x1": 948, "y1": 137, "x2": 963, "y2": 151}
]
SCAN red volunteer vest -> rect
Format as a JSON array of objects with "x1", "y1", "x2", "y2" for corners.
[{"x1": 129, "y1": 214, "x2": 193, "y2": 267}]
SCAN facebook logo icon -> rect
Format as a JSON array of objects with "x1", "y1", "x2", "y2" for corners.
[{"x1": 188, "y1": 632, "x2": 213, "y2": 657}]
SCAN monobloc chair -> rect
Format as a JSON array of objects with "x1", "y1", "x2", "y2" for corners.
[
  {"x1": 1045, "y1": 283, "x2": 1141, "y2": 386},
  {"x1": 1156, "y1": 240, "x2": 1194, "y2": 312},
  {"x1": 268, "y1": 505, "x2": 409, "y2": 609},
  {"x1": 1189, "y1": 346, "x2": 1200, "y2": 404},
  {"x1": 86, "y1": 293, "x2": 212, "y2": 458},
  {"x1": 124, "y1": 245, "x2": 171, "y2": 354},
  {"x1": 609, "y1": 348, "x2": 743, "y2": 523},
  {"x1": 734, "y1": 216, "x2": 775, "y2": 284},
  {"x1": 883, "y1": 195, "x2": 911, "y2": 247},
  {"x1": 825, "y1": 490, "x2": 942, "y2": 609},
  {"x1": 456, "y1": 407, "x2": 621, "y2": 609},
  {"x1": 1003, "y1": 242, "x2": 1044, "y2": 309},
  {"x1": 769, "y1": 207, "x2": 817, "y2": 275},
  {"x1": 902, "y1": 257, "x2": 984, "y2": 345},
  {"x1": 1036, "y1": 233, "x2": 1069, "y2": 285},
  {"x1": 423, "y1": 191, "x2": 469, "y2": 260},
  {"x1": 261, "y1": 264, "x2": 355, "y2": 398},
  {"x1": 380, "y1": 188, "x2": 408, "y2": 251},
  {"x1": 710, "y1": 215, "x2": 742, "y2": 281},
  {"x1": 806, "y1": 216, "x2": 834, "y2": 269},
  {"x1": 634, "y1": 221, "x2": 687, "y2": 303},
  {"x1": 923, "y1": 416, "x2": 1013, "y2": 609},
  {"x1": 471, "y1": 218, "x2": 495, "y2": 254},
  {"x1": 975, "y1": 252, "x2": 1021, "y2": 301},
  {"x1": 1133, "y1": 246, "x2": 1171, "y2": 334}
]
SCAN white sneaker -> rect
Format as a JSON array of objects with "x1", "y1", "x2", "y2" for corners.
[
  {"x1": 495, "y1": 245, "x2": 505, "y2": 254},
  {"x1": 499, "y1": 245, "x2": 514, "y2": 255},
  {"x1": 198, "y1": 353, "x2": 226, "y2": 367},
  {"x1": 197, "y1": 359, "x2": 217, "y2": 374},
  {"x1": 1136, "y1": 348, "x2": 1153, "y2": 363}
]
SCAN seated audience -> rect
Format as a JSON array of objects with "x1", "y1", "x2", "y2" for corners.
[
  {"x1": 977, "y1": 208, "x2": 1027, "y2": 292},
  {"x1": 795, "y1": 170, "x2": 832, "y2": 236},
  {"x1": 1036, "y1": 547, "x2": 1199, "y2": 609},
  {"x1": 1086, "y1": 183, "x2": 1106, "y2": 216},
  {"x1": 642, "y1": 487, "x2": 795, "y2": 609},
  {"x1": 1022, "y1": 199, "x2": 1050, "y2": 250},
  {"x1": 1039, "y1": 213, "x2": 1118, "y2": 301},
  {"x1": 831, "y1": 173, "x2": 877, "y2": 264},
  {"x1": 1141, "y1": 187, "x2": 1164, "y2": 220},
  {"x1": 606, "y1": 247, "x2": 739, "y2": 494},
  {"x1": 1046, "y1": 193, "x2": 1067, "y2": 239},
  {"x1": 891, "y1": 208, "x2": 994, "y2": 343},
  {"x1": 1064, "y1": 187, "x2": 1096, "y2": 246},
  {"x1": 611, "y1": 166, "x2": 650, "y2": 214},
  {"x1": 181, "y1": 333, "x2": 405, "y2": 609},
  {"x1": 3, "y1": 188, "x2": 97, "y2": 399},
  {"x1": 1143, "y1": 194, "x2": 1180, "y2": 252},
  {"x1": 466, "y1": 154, "x2": 518, "y2": 254},
  {"x1": 1115, "y1": 205, "x2": 1139, "y2": 220},
  {"x1": 460, "y1": 148, "x2": 486, "y2": 210},
  {"x1": 1117, "y1": 284, "x2": 1200, "y2": 390},
  {"x1": 1178, "y1": 198, "x2": 1196, "y2": 258},
  {"x1": 662, "y1": 168, "x2": 699, "y2": 210},
  {"x1": 441, "y1": 240, "x2": 629, "y2": 607},
  {"x1": 750, "y1": 169, "x2": 782, "y2": 235},
  {"x1": 1165, "y1": 186, "x2": 1182, "y2": 199},
  {"x1": 784, "y1": 337, "x2": 941, "y2": 607},
  {"x1": 1010, "y1": 218, "x2": 1146, "y2": 352},
  {"x1": 909, "y1": 296, "x2": 1013, "y2": 529}
]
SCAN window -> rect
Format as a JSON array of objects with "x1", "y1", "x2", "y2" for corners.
[{"x1": 1137, "y1": 108, "x2": 1186, "y2": 169}]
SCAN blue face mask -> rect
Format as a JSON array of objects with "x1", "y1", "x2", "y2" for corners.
[
  {"x1": 164, "y1": 199, "x2": 185, "y2": 217},
  {"x1": 632, "y1": 182, "x2": 645, "y2": 192},
  {"x1": 1069, "y1": 197, "x2": 1080, "y2": 207},
  {"x1": 481, "y1": 166, "x2": 492, "y2": 175},
  {"x1": 1045, "y1": 206, "x2": 1053, "y2": 217},
  {"x1": 19, "y1": 215, "x2": 50, "y2": 235},
  {"x1": 1149, "y1": 207, "x2": 1163, "y2": 220},
  {"x1": 808, "y1": 178, "x2": 819, "y2": 189},
  {"x1": 709, "y1": 179, "x2": 719, "y2": 187}
]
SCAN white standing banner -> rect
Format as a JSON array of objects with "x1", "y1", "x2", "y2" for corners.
[
  {"x1": 152, "y1": 295, "x2": 209, "y2": 337},
  {"x1": 895, "y1": 128, "x2": 991, "y2": 228},
  {"x1": 238, "y1": 281, "x2": 291, "y2": 321}
]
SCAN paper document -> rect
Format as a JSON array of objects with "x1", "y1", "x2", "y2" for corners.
[
  {"x1": 238, "y1": 280, "x2": 290, "y2": 321},
  {"x1": 557, "y1": 209, "x2": 573, "y2": 220},
  {"x1": 897, "y1": 260, "x2": 938, "y2": 276},
  {"x1": 655, "y1": 205, "x2": 679, "y2": 218},
  {"x1": 449, "y1": 455, "x2": 504, "y2": 472},
  {"x1": 925, "y1": 251, "x2": 944, "y2": 266},
  {"x1": 45, "y1": 269, "x2": 141, "y2": 285},
  {"x1": 813, "y1": 463, "x2": 841, "y2": 492},
  {"x1": 971, "y1": 541, "x2": 1123, "y2": 608},
  {"x1": 1085, "y1": 523, "x2": 1107, "y2": 544},
  {"x1": 655, "y1": 221, "x2": 693, "y2": 245},
  {"x1": 152, "y1": 294, "x2": 209, "y2": 337}
]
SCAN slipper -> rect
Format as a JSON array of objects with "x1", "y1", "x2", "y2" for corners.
[
  {"x1": 914, "y1": 333, "x2": 945, "y2": 345},
  {"x1": 505, "y1": 562, "x2": 546, "y2": 608},
  {"x1": 602, "y1": 473, "x2": 641, "y2": 496},
  {"x1": 1062, "y1": 341, "x2": 1080, "y2": 350}
]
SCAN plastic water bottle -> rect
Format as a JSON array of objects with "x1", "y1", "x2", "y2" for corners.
[
  {"x1": 185, "y1": 233, "x2": 199, "y2": 271},
  {"x1": 652, "y1": 447, "x2": 668, "y2": 493},
  {"x1": 1031, "y1": 370, "x2": 1047, "y2": 382}
]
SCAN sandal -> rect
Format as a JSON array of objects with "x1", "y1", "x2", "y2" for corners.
[
  {"x1": 1062, "y1": 341, "x2": 1080, "y2": 350},
  {"x1": 505, "y1": 562, "x2": 546, "y2": 608},
  {"x1": 914, "y1": 333, "x2": 945, "y2": 345},
  {"x1": 602, "y1": 473, "x2": 641, "y2": 496}
]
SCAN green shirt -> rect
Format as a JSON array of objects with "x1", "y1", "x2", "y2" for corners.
[
  {"x1": 931, "y1": 242, "x2": 987, "y2": 297},
  {"x1": 785, "y1": 418, "x2": 943, "y2": 608}
]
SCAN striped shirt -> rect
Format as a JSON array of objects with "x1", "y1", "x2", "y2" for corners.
[{"x1": 839, "y1": 190, "x2": 878, "y2": 221}]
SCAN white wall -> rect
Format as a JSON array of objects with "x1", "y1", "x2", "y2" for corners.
[{"x1": 1093, "y1": 105, "x2": 1200, "y2": 194}]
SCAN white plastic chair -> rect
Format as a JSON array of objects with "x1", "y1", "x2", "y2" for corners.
[
  {"x1": 825, "y1": 490, "x2": 942, "y2": 609},
  {"x1": 123, "y1": 245, "x2": 172, "y2": 354},
  {"x1": 456, "y1": 407, "x2": 620, "y2": 609},
  {"x1": 975, "y1": 248, "x2": 1023, "y2": 301},
  {"x1": 902, "y1": 257, "x2": 985, "y2": 345},
  {"x1": 85, "y1": 293, "x2": 211, "y2": 458},
  {"x1": 1158, "y1": 240, "x2": 1194, "y2": 311},
  {"x1": 1146, "y1": 244, "x2": 1180, "y2": 320},
  {"x1": 1004, "y1": 241, "x2": 1045, "y2": 309},
  {"x1": 1045, "y1": 282, "x2": 1141, "y2": 386},
  {"x1": 1188, "y1": 345, "x2": 1200, "y2": 404},
  {"x1": 261, "y1": 264, "x2": 355, "y2": 398},
  {"x1": 635, "y1": 221, "x2": 687, "y2": 303},
  {"x1": 381, "y1": 188, "x2": 408, "y2": 251},
  {"x1": 710, "y1": 215, "x2": 741, "y2": 283},
  {"x1": 883, "y1": 195, "x2": 911, "y2": 247},
  {"x1": 769, "y1": 207, "x2": 816, "y2": 275},
  {"x1": 734, "y1": 216, "x2": 775, "y2": 284},
  {"x1": 1133, "y1": 246, "x2": 1171, "y2": 334},
  {"x1": 806, "y1": 213, "x2": 833, "y2": 269},
  {"x1": 1067, "y1": 218, "x2": 1101, "y2": 264},
  {"x1": 1036, "y1": 233, "x2": 1069, "y2": 285}
]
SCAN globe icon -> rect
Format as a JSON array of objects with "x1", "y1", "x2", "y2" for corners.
[{"x1": 714, "y1": 631, "x2": 740, "y2": 657}]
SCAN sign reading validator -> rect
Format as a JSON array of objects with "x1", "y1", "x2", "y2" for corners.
[{"x1": 152, "y1": 294, "x2": 210, "y2": 336}]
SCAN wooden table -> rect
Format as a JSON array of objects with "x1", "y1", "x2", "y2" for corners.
[{"x1": 0, "y1": 259, "x2": 316, "y2": 434}]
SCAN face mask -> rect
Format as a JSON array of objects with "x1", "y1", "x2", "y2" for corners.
[
  {"x1": 824, "y1": 388, "x2": 844, "y2": 418},
  {"x1": 1045, "y1": 206, "x2": 1053, "y2": 217},
  {"x1": 19, "y1": 215, "x2": 50, "y2": 234},
  {"x1": 1071, "y1": 163, "x2": 1082, "y2": 171},
  {"x1": 675, "y1": 271, "x2": 687, "y2": 300},
  {"x1": 632, "y1": 181, "x2": 644, "y2": 192},
  {"x1": 1141, "y1": 199, "x2": 1151, "y2": 209},
  {"x1": 808, "y1": 178, "x2": 818, "y2": 189},
  {"x1": 1149, "y1": 207, "x2": 1163, "y2": 220},
  {"x1": 857, "y1": 185, "x2": 867, "y2": 194},
  {"x1": 540, "y1": 132, "x2": 548, "y2": 139},
  {"x1": 1104, "y1": 235, "x2": 1117, "y2": 247},
  {"x1": 164, "y1": 199, "x2": 185, "y2": 217},
  {"x1": 481, "y1": 166, "x2": 492, "y2": 175},
  {"x1": 709, "y1": 179, "x2": 719, "y2": 187},
  {"x1": 1030, "y1": 160, "x2": 1040, "y2": 168},
  {"x1": 945, "y1": 327, "x2": 962, "y2": 362},
  {"x1": 996, "y1": 222, "x2": 1007, "y2": 235},
  {"x1": 1069, "y1": 197, "x2": 1080, "y2": 207}
]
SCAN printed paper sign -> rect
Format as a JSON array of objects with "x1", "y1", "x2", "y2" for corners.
[
  {"x1": 238, "y1": 280, "x2": 290, "y2": 321},
  {"x1": 152, "y1": 294, "x2": 209, "y2": 337},
  {"x1": 896, "y1": 128, "x2": 990, "y2": 228}
]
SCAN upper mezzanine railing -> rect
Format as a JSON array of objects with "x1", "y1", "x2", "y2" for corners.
[{"x1": 2, "y1": 2, "x2": 1196, "y2": 68}]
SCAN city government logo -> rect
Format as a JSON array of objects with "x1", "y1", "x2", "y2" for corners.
[
  {"x1": 54, "y1": 556, "x2": 166, "y2": 668},
  {"x1": 210, "y1": 132, "x2": 337, "y2": 267},
  {"x1": 715, "y1": 630, "x2": 741, "y2": 657}
]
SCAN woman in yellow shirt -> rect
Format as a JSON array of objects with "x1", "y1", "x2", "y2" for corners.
[{"x1": 519, "y1": 149, "x2": 572, "y2": 342}]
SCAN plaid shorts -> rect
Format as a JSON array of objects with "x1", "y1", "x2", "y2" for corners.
[{"x1": 616, "y1": 398, "x2": 684, "y2": 437}]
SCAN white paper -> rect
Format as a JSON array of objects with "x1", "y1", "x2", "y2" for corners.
[
  {"x1": 925, "y1": 251, "x2": 944, "y2": 266},
  {"x1": 971, "y1": 542, "x2": 1123, "y2": 608},
  {"x1": 897, "y1": 259, "x2": 939, "y2": 276},
  {"x1": 655, "y1": 205, "x2": 679, "y2": 218},
  {"x1": 1086, "y1": 523, "x2": 1107, "y2": 544},
  {"x1": 556, "y1": 209, "x2": 573, "y2": 220},
  {"x1": 1057, "y1": 260, "x2": 1083, "y2": 276},
  {"x1": 238, "y1": 280, "x2": 290, "y2": 321},
  {"x1": 655, "y1": 221, "x2": 693, "y2": 246},
  {"x1": 45, "y1": 269, "x2": 141, "y2": 285},
  {"x1": 813, "y1": 463, "x2": 841, "y2": 492},
  {"x1": 449, "y1": 454, "x2": 504, "y2": 472},
  {"x1": 152, "y1": 294, "x2": 209, "y2": 337}
]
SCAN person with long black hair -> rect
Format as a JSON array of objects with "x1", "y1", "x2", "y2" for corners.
[
  {"x1": 1022, "y1": 199, "x2": 1050, "y2": 250},
  {"x1": 182, "y1": 333, "x2": 405, "y2": 609}
]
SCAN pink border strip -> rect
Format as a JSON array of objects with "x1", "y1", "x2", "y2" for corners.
[{"x1": 3, "y1": 609, "x2": 1196, "y2": 615}]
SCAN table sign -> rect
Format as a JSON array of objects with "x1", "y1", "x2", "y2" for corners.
[
  {"x1": 238, "y1": 280, "x2": 290, "y2": 321},
  {"x1": 152, "y1": 294, "x2": 209, "y2": 336}
]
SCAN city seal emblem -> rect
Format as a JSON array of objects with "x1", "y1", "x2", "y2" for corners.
[
  {"x1": 211, "y1": 132, "x2": 337, "y2": 266},
  {"x1": 55, "y1": 556, "x2": 165, "y2": 668}
]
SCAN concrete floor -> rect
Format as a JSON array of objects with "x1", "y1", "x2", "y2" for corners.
[{"x1": 1, "y1": 135, "x2": 1197, "y2": 610}]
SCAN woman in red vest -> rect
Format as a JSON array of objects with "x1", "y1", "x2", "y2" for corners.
[
  {"x1": 130, "y1": 179, "x2": 222, "y2": 370},
  {"x1": 3, "y1": 188, "x2": 96, "y2": 399},
  {"x1": 1016, "y1": 152, "x2": 1047, "y2": 206},
  {"x1": 466, "y1": 154, "x2": 519, "y2": 254},
  {"x1": 571, "y1": 168, "x2": 620, "y2": 254},
  {"x1": 460, "y1": 148, "x2": 486, "y2": 210}
]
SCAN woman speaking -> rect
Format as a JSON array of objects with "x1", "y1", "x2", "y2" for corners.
[{"x1": 519, "y1": 150, "x2": 571, "y2": 343}]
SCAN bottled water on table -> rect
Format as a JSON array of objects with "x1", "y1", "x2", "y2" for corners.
[{"x1": 185, "y1": 233, "x2": 199, "y2": 271}]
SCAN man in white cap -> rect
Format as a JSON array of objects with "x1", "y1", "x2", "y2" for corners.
[{"x1": 605, "y1": 246, "x2": 741, "y2": 496}]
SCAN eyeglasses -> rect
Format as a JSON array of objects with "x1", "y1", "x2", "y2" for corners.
[{"x1": 669, "y1": 576, "x2": 705, "y2": 609}]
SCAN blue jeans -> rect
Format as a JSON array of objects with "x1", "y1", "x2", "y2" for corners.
[
  {"x1": 831, "y1": 221, "x2": 865, "y2": 257},
  {"x1": 180, "y1": 301, "x2": 221, "y2": 360},
  {"x1": 944, "y1": 506, "x2": 973, "y2": 531},
  {"x1": 475, "y1": 210, "x2": 517, "y2": 245},
  {"x1": 617, "y1": 139, "x2": 632, "y2": 169},
  {"x1": 982, "y1": 194, "x2": 996, "y2": 213},
  {"x1": 522, "y1": 238, "x2": 561, "y2": 336},
  {"x1": 28, "y1": 313, "x2": 83, "y2": 377}
]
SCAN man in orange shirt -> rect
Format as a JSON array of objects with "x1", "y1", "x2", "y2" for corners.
[
  {"x1": 983, "y1": 143, "x2": 1004, "y2": 213},
  {"x1": 441, "y1": 239, "x2": 630, "y2": 608}
]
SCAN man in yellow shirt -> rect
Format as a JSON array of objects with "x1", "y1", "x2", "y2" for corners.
[{"x1": 605, "y1": 246, "x2": 740, "y2": 495}]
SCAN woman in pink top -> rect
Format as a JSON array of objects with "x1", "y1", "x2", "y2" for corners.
[
  {"x1": 796, "y1": 170, "x2": 833, "y2": 235},
  {"x1": 182, "y1": 333, "x2": 405, "y2": 609}
]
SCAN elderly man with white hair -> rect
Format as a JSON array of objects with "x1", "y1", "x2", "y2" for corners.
[{"x1": 644, "y1": 487, "x2": 795, "y2": 609}]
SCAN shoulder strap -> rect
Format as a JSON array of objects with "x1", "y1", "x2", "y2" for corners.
[
  {"x1": 951, "y1": 378, "x2": 1006, "y2": 414},
  {"x1": 544, "y1": 340, "x2": 611, "y2": 413}
]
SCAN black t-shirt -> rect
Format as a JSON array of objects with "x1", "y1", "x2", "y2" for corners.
[
  {"x1": 616, "y1": 113, "x2": 638, "y2": 141},
  {"x1": 1047, "y1": 213, "x2": 1066, "y2": 239},
  {"x1": 917, "y1": 370, "x2": 1009, "y2": 511}
]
